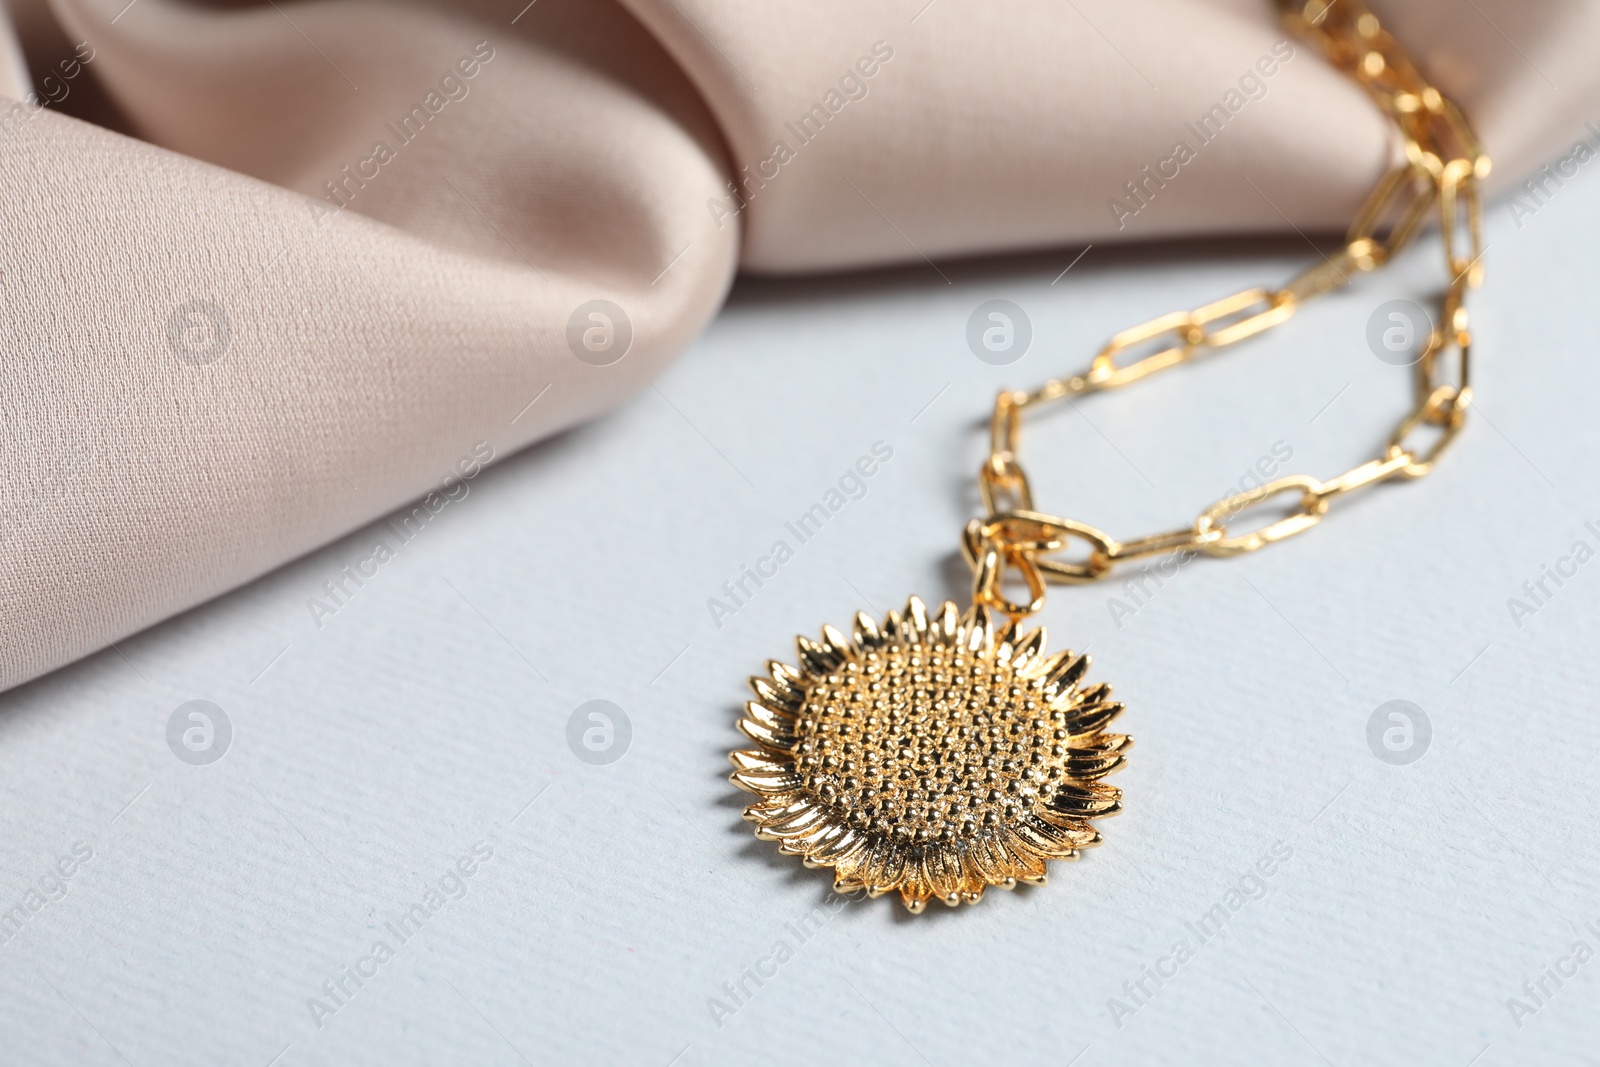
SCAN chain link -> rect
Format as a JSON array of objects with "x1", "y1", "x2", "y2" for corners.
[{"x1": 968, "y1": 0, "x2": 1487, "y2": 618}]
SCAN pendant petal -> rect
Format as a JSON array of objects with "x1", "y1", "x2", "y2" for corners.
[
  {"x1": 927, "y1": 845, "x2": 967, "y2": 900},
  {"x1": 960, "y1": 604, "x2": 994, "y2": 654},
  {"x1": 1047, "y1": 782, "x2": 1123, "y2": 818},
  {"x1": 769, "y1": 660, "x2": 806, "y2": 692},
  {"x1": 904, "y1": 596, "x2": 930, "y2": 642},
  {"x1": 898, "y1": 853, "x2": 934, "y2": 911},
  {"x1": 853, "y1": 611, "x2": 884, "y2": 650},
  {"x1": 779, "y1": 818, "x2": 840, "y2": 854},
  {"x1": 968, "y1": 835, "x2": 1014, "y2": 884},
  {"x1": 1009, "y1": 627, "x2": 1047, "y2": 671},
  {"x1": 958, "y1": 844, "x2": 993, "y2": 898},
  {"x1": 1013, "y1": 814, "x2": 1089, "y2": 858},
  {"x1": 730, "y1": 769, "x2": 805, "y2": 796},
  {"x1": 757, "y1": 803, "x2": 825, "y2": 838},
  {"x1": 743, "y1": 700, "x2": 794, "y2": 734},
  {"x1": 800, "y1": 821, "x2": 850, "y2": 863},
  {"x1": 814, "y1": 828, "x2": 867, "y2": 866},
  {"x1": 728, "y1": 749, "x2": 791, "y2": 774},
  {"x1": 1063, "y1": 752, "x2": 1126, "y2": 780},
  {"x1": 739, "y1": 717, "x2": 796, "y2": 751},
  {"x1": 1066, "y1": 681, "x2": 1113, "y2": 709},
  {"x1": 821, "y1": 624, "x2": 854, "y2": 662},
  {"x1": 1070, "y1": 733, "x2": 1134, "y2": 756},
  {"x1": 881, "y1": 610, "x2": 905, "y2": 646},
  {"x1": 796, "y1": 635, "x2": 841, "y2": 677},
  {"x1": 1059, "y1": 700, "x2": 1125, "y2": 737},
  {"x1": 999, "y1": 833, "x2": 1047, "y2": 881},
  {"x1": 1033, "y1": 809, "x2": 1103, "y2": 847},
  {"x1": 1039, "y1": 650, "x2": 1090, "y2": 696},
  {"x1": 992, "y1": 615, "x2": 1018, "y2": 655},
  {"x1": 744, "y1": 798, "x2": 809, "y2": 824},
  {"x1": 870, "y1": 841, "x2": 907, "y2": 891},
  {"x1": 750, "y1": 677, "x2": 801, "y2": 713}
]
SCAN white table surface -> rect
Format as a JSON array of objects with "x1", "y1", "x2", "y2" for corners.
[{"x1": 3, "y1": 168, "x2": 1599, "y2": 1067}]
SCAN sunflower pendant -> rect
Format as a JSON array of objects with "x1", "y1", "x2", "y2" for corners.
[{"x1": 729, "y1": 595, "x2": 1129, "y2": 912}]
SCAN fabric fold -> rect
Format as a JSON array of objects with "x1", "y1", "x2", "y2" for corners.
[
  {"x1": 2, "y1": 0, "x2": 1598, "y2": 691},
  {"x1": 2, "y1": 0, "x2": 738, "y2": 691}
]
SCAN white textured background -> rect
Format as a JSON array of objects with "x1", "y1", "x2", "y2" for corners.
[{"x1": 2, "y1": 166, "x2": 1598, "y2": 1067}]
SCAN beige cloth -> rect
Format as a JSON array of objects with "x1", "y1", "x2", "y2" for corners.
[{"x1": 2, "y1": 0, "x2": 1596, "y2": 692}]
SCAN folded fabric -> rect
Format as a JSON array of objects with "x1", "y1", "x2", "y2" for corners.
[{"x1": 2, "y1": 0, "x2": 1596, "y2": 692}]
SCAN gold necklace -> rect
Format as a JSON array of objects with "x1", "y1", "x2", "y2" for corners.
[{"x1": 730, "y1": 0, "x2": 1486, "y2": 912}]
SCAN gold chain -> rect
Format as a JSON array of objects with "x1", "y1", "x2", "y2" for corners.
[{"x1": 964, "y1": 0, "x2": 1488, "y2": 619}]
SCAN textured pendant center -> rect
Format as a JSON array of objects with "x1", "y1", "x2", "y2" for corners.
[{"x1": 796, "y1": 645, "x2": 1062, "y2": 845}]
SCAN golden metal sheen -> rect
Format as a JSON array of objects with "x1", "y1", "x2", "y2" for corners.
[
  {"x1": 730, "y1": 0, "x2": 1484, "y2": 911},
  {"x1": 970, "y1": 0, "x2": 1487, "y2": 607},
  {"x1": 732, "y1": 599, "x2": 1126, "y2": 913}
]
